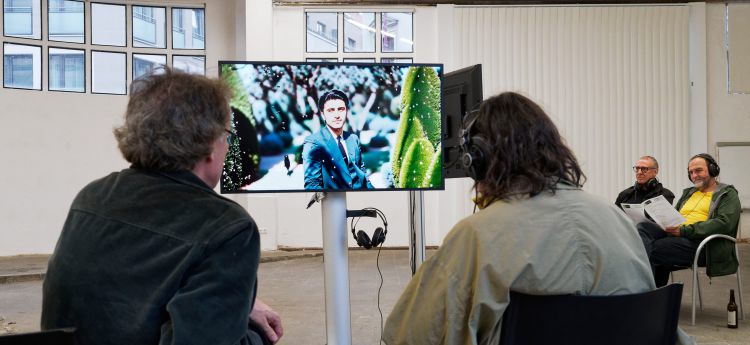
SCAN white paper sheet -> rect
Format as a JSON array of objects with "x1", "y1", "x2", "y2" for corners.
[
  {"x1": 642, "y1": 195, "x2": 686, "y2": 229},
  {"x1": 621, "y1": 203, "x2": 648, "y2": 224}
]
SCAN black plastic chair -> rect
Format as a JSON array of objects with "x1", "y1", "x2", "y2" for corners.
[
  {"x1": 0, "y1": 328, "x2": 75, "y2": 345},
  {"x1": 499, "y1": 284, "x2": 683, "y2": 345}
]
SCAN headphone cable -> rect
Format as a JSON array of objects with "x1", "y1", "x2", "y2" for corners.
[{"x1": 376, "y1": 243, "x2": 385, "y2": 344}]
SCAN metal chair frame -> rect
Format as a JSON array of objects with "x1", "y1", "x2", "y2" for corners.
[{"x1": 686, "y1": 234, "x2": 745, "y2": 325}]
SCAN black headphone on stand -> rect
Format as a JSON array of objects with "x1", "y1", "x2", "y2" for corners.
[
  {"x1": 688, "y1": 153, "x2": 720, "y2": 181},
  {"x1": 459, "y1": 109, "x2": 492, "y2": 181},
  {"x1": 351, "y1": 208, "x2": 388, "y2": 249}
]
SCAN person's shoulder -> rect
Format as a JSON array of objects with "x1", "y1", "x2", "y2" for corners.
[
  {"x1": 716, "y1": 183, "x2": 739, "y2": 196},
  {"x1": 616, "y1": 185, "x2": 635, "y2": 198}
]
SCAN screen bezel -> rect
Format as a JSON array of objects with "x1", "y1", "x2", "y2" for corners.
[{"x1": 218, "y1": 60, "x2": 445, "y2": 194}]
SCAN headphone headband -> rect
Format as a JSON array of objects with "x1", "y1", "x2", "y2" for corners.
[{"x1": 350, "y1": 207, "x2": 388, "y2": 249}]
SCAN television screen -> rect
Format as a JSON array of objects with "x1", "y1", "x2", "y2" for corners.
[
  {"x1": 219, "y1": 61, "x2": 444, "y2": 193},
  {"x1": 442, "y1": 64, "x2": 483, "y2": 179}
]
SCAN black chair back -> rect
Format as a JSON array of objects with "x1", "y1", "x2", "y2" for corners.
[
  {"x1": 0, "y1": 328, "x2": 75, "y2": 345},
  {"x1": 500, "y1": 284, "x2": 683, "y2": 345}
]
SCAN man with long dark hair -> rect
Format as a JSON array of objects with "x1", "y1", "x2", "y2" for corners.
[{"x1": 383, "y1": 92, "x2": 691, "y2": 344}]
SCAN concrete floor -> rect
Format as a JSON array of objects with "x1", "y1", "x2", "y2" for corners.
[{"x1": 1, "y1": 247, "x2": 750, "y2": 344}]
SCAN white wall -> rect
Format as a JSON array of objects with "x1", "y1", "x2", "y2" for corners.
[
  {"x1": 3, "y1": 1, "x2": 747, "y2": 255},
  {"x1": 705, "y1": 2, "x2": 750, "y2": 236},
  {"x1": 0, "y1": 0, "x2": 243, "y2": 256}
]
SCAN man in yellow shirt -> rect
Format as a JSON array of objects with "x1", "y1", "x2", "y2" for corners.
[{"x1": 638, "y1": 153, "x2": 741, "y2": 286}]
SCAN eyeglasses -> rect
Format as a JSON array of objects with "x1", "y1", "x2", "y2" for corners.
[
  {"x1": 224, "y1": 128, "x2": 236, "y2": 145},
  {"x1": 632, "y1": 166, "x2": 655, "y2": 173}
]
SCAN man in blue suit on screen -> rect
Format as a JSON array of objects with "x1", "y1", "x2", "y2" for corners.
[{"x1": 303, "y1": 89, "x2": 373, "y2": 190}]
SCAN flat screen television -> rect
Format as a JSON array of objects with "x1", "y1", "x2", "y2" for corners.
[
  {"x1": 442, "y1": 64, "x2": 483, "y2": 179},
  {"x1": 219, "y1": 61, "x2": 444, "y2": 193}
]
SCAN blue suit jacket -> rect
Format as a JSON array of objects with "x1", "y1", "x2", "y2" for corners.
[{"x1": 302, "y1": 128, "x2": 373, "y2": 190}]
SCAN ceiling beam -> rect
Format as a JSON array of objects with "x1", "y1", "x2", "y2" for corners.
[{"x1": 274, "y1": 0, "x2": 700, "y2": 6}]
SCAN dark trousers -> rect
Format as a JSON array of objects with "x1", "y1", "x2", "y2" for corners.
[{"x1": 637, "y1": 221, "x2": 705, "y2": 287}]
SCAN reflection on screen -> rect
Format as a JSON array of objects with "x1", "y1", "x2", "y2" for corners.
[{"x1": 219, "y1": 61, "x2": 443, "y2": 193}]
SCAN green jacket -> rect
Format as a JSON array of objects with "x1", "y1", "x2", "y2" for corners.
[{"x1": 676, "y1": 183, "x2": 741, "y2": 277}]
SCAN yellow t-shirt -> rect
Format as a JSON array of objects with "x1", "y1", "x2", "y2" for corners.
[{"x1": 679, "y1": 191, "x2": 712, "y2": 225}]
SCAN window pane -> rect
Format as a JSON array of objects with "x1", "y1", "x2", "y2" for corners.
[
  {"x1": 91, "y1": 3, "x2": 125, "y2": 46},
  {"x1": 4, "y1": 0, "x2": 41, "y2": 39},
  {"x1": 381, "y1": 13, "x2": 413, "y2": 53},
  {"x1": 343, "y1": 58, "x2": 375, "y2": 63},
  {"x1": 172, "y1": 8, "x2": 205, "y2": 49},
  {"x1": 3, "y1": 42, "x2": 41, "y2": 89},
  {"x1": 48, "y1": 0, "x2": 84, "y2": 43},
  {"x1": 306, "y1": 12, "x2": 337, "y2": 53},
  {"x1": 133, "y1": 54, "x2": 166, "y2": 80},
  {"x1": 344, "y1": 12, "x2": 375, "y2": 53},
  {"x1": 133, "y1": 6, "x2": 166, "y2": 48},
  {"x1": 381, "y1": 58, "x2": 413, "y2": 63},
  {"x1": 306, "y1": 58, "x2": 338, "y2": 62},
  {"x1": 49, "y1": 47, "x2": 85, "y2": 92},
  {"x1": 92, "y1": 51, "x2": 126, "y2": 94},
  {"x1": 173, "y1": 55, "x2": 204, "y2": 75}
]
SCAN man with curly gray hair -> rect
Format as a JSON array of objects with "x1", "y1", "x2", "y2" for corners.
[{"x1": 41, "y1": 68, "x2": 283, "y2": 345}]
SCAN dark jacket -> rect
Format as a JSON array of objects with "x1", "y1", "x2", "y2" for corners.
[
  {"x1": 302, "y1": 128, "x2": 373, "y2": 190},
  {"x1": 615, "y1": 182, "x2": 675, "y2": 210},
  {"x1": 42, "y1": 168, "x2": 264, "y2": 345},
  {"x1": 676, "y1": 183, "x2": 741, "y2": 277}
]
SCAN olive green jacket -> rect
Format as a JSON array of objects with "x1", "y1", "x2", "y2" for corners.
[{"x1": 677, "y1": 183, "x2": 741, "y2": 277}]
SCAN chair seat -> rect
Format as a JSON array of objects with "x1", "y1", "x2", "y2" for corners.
[{"x1": 499, "y1": 284, "x2": 683, "y2": 345}]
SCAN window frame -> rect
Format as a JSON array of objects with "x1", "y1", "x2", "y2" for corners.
[
  {"x1": 90, "y1": 2, "x2": 127, "y2": 47},
  {"x1": 380, "y1": 12, "x2": 414, "y2": 54},
  {"x1": 3, "y1": 0, "x2": 41, "y2": 40},
  {"x1": 304, "y1": 8, "x2": 416, "y2": 62},
  {"x1": 3, "y1": 41, "x2": 42, "y2": 90},
  {"x1": 171, "y1": 7, "x2": 206, "y2": 50},
  {"x1": 343, "y1": 11, "x2": 376, "y2": 53},
  {"x1": 172, "y1": 54, "x2": 206, "y2": 76},
  {"x1": 47, "y1": 0, "x2": 86, "y2": 44},
  {"x1": 90, "y1": 49, "x2": 127, "y2": 95},
  {"x1": 47, "y1": 45, "x2": 86, "y2": 93},
  {"x1": 132, "y1": 52, "x2": 166, "y2": 80},
  {"x1": 305, "y1": 11, "x2": 338, "y2": 53},
  {"x1": 132, "y1": 4, "x2": 166, "y2": 49}
]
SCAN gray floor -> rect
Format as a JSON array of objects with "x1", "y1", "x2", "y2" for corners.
[{"x1": 2, "y1": 247, "x2": 750, "y2": 344}]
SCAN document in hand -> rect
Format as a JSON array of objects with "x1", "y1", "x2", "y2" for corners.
[
  {"x1": 621, "y1": 195, "x2": 686, "y2": 229},
  {"x1": 642, "y1": 195, "x2": 686, "y2": 229},
  {"x1": 620, "y1": 203, "x2": 648, "y2": 224}
]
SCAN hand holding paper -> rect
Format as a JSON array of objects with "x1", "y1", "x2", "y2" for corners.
[{"x1": 642, "y1": 195, "x2": 686, "y2": 229}]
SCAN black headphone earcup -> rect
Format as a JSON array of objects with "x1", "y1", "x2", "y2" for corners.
[
  {"x1": 356, "y1": 230, "x2": 372, "y2": 249},
  {"x1": 646, "y1": 178, "x2": 658, "y2": 190},
  {"x1": 371, "y1": 227, "x2": 385, "y2": 248},
  {"x1": 463, "y1": 136, "x2": 491, "y2": 181},
  {"x1": 709, "y1": 162, "x2": 720, "y2": 177}
]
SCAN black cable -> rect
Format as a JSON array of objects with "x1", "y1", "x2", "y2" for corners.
[
  {"x1": 473, "y1": 188, "x2": 478, "y2": 214},
  {"x1": 409, "y1": 192, "x2": 416, "y2": 273},
  {"x1": 376, "y1": 242, "x2": 385, "y2": 344}
]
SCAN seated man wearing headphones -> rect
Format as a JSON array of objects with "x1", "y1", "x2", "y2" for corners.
[
  {"x1": 615, "y1": 155, "x2": 675, "y2": 212},
  {"x1": 638, "y1": 153, "x2": 741, "y2": 287}
]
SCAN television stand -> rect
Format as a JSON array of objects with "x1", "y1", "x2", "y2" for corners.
[{"x1": 320, "y1": 192, "x2": 351, "y2": 345}]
